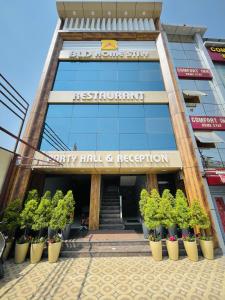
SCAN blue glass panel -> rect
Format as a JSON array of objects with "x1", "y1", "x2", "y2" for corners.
[
  {"x1": 98, "y1": 104, "x2": 118, "y2": 117},
  {"x1": 53, "y1": 62, "x2": 164, "y2": 91},
  {"x1": 72, "y1": 105, "x2": 98, "y2": 117},
  {"x1": 69, "y1": 133, "x2": 97, "y2": 150},
  {"x1": 148, "y1": 133, "x2": 177, "y2": 150},
  {"x1": 145, "y1": 118, "x2": 174, "y2": 134},
  {"x1": 71, "y1": 118, "x2": 98, "y2": 133},
  {"x1": 119, "y1": 118, "x2": 145, "y2": 133},
  {"x1": 97, "y1": 134, "x2": 119, "y2": 150},
  {"x1": 47, "y1": 105, "x2": 73, "y2": 117},
  {"x1": 120, "y1": 134, "x2": 148, "y2": 150},
  {"x1": 98, "y1": 118, "x2": 118, "y2": 133},
  {"x1": 118, "y1": 105, "x2": 144, "y2": 117},
  {"x1": 144, "y1": 105, "x2": 169, "y2": 117}
]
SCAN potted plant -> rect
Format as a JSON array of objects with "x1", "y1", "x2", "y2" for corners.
[
  {"x1": 15, "y1": 199, "x2": 38, "y2": 263},
  {"x1": 139, "y1": 189, "x2": 150, "y2": 238},
  {"x1": 175, "y1": 190, "x2": 191, "y2": 236},
  {"x1": 190, "y1": 201, "x2": 213, "y2": 259},
  {"x1": 48, "y1": 190, "x2": 64, "y2": 238},
  {"x1": 48, "y1": 199, "x2": 68, "y2": 262},
  {"x1": 62, "y1": 190, "x2": 75, "y2": 240},
  {"x1": 159, "y1": 190, "x2": 178, "y2": 260},
  {"x1": 166, "y1": 235, "x2": 179, "y2": 260},
  {"x1": 144, "y1": 189, "x2": 162, "y2": 261},
  {"x1": 0, "y1": 199, "x2": 21, "y2": 260},
  {"x1": 24, "y1": 189, "x2": 40, "y2": 204},
  {"x1": 182, "y1": 234, "x2": 198, "y2": 262}
]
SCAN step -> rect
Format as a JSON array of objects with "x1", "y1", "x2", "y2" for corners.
[
  {"x1": 99, "y1": 224, "x2": 125, "y2": 230},
  {"x1": 101, "y1": 202, "x2": 120, "y2": 206},
  {"x1": 100, "y1": 213, "x2": 120, "y2": 219},
  {"x1": 100, "y1": 218, "x2": 123, "y2": 224},
  {"x1": 101, "y1": 205, "x2": 120, "y2": 210},
  {"x1": 101, "y1": 208, "x2": 120, "y2": 213}
]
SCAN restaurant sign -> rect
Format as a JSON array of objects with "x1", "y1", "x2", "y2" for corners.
[
  {"x1": 176, "y1": 67, "x2": 212, "y2": 80},
  {"x1": 190, "y1": 116, "x2": 225, "y2": 131},
  {"x1": 207, "y1": 47, "x2": 225, "y2": 63}
]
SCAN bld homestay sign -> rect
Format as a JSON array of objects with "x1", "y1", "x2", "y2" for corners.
[{"x1": 190, "y1": 116, "x2": 225, "y2": 131}]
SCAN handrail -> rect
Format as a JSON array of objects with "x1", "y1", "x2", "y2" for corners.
[{"x1": 119, "y1": 195, "x2": 123, "y2": 222}]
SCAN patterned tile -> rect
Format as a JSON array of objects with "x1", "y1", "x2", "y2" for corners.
[{"x1": 0, "y1": 256, "x2": 225, "y2": 299}]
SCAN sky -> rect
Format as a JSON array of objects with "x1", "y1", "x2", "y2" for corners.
[{"x1": 0, "y1": 0, "x2": 225, "y2": 150}]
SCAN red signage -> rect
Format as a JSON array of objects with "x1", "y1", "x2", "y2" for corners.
[
  {"x1": 206, "y1": 169, "x2": 225, "y2": 186},
  {"x1": 176, "y1": 67, "x2": 212, "y2": 80},
  {"x1": 215, "y1": 198, "x2": 225, "y2": 232},
  {"x1": 207, "y1": 47, "x2": 225, "y2": 63},
  {"x1": 190, "y1": 116, "x2": 225, "y2": 131}
]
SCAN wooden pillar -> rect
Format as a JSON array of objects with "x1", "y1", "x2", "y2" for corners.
[
  {"x1": 89, "y1": 174, "x2": 101, "y2": 230},
  {"x1": 146, "y1": 174, "x2": 158, "y2": 193}
]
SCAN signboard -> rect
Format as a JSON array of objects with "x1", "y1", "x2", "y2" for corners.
[
  {"x1": 59, "y1": 49, "x2": 159, "y2": 61},
  {"x1": 190, "y1": 116, "x2": 225, "y2": 131},
  {"x1": 207, "y1": 47, "x2": 225, "y2": 63},
  {"x1": 206, "y1": 169, "x2": 225, "y2": 186},
  {"x1": 73, "y1": 91, "x2": 144, "y2": 102},
  {"x1": 33, "y1": 150, "x2": 182, "y2": 171},
  {"x1": 101, "y1": 40, "x2": 118, "y2": 51},
  {"x1": 176, "y1": 67, "x2": 213, "y2": 80}
]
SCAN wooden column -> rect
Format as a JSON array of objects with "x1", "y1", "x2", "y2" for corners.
[
  {"x1": 146, "y1": 174, "x2": 158, "y2": 192},
  {"x1": 89, "y1": 174, "x2": 101, "y2": 230}
]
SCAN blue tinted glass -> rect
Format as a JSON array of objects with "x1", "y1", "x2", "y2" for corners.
[
  {"x1": 119, "y1": 118, "x2": 145, "y2": 133},
  {"x1": 53, "y1": 62, "x2": 164, "y2": 91},
  {"x1": 41, "y1": 104, "x2": 177, "y2": 151},
  {"x1": 97, "y1": 134, "x2": 119, "y2": 150},
  {"x1": 98, "y1": 118, "x2": 118, "y2": 133},
  {"x1": 69, "y1": 133, "x2": 97, "y2": 150},
  {"x1": 120, "y1": 134, "x2": 148, "y2": 150}
]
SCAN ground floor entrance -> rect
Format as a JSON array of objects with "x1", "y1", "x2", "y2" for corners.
[{"x1": 29, "y1": 171, "x2": 179, "y2": 235}]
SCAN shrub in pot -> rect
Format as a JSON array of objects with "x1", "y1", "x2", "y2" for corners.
[
  {"x1": 48, "y1": 190, "x2": 64, "y2": 238},
  {"x1": 159, "y1": 190, "x2": 178, "y2": 260},
  {"x1": 62, "y1": 190, "x2": 75, "y2": 240},
  {"x1": 15, "y1": 199, "x2": 38, "y2": 263},
  {"x1": 175, "y1": 190, "x2": 191, "y2": 236},
  {"x1": 24, "y1": 189, "x2": 40, "y2": 204},
  {"x1": 144, "y1": 189, "x2": 162, "y2": 261},
  {"x1": 0, "y1": 199, "x2": 21, "y2": 260},
  {"x1": 166, "y1": 235, "x2": 179, "y2": 261},
  {"x1": 139, "y1": 189, "x2": 150, "y2": 238},
  {"x1": 190, "y1": 201, "x2": 213, "y2": 260},
  {"x1": 182, "y1": 234, "x2": 198, "y2": 262},
  {"x1": 48, "y1": 199, "x2": 69, "y2": 262}
]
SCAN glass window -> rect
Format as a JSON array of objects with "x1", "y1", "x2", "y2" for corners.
[
  {"x1": 40, "y1": 104, "x2": 177, "y2": 151},
  {"x1": 199, "y1": 148, "x2": 223, "y2": 168},
  {"x1": 53, "y1": 61, "x2": 165, "y2": 91}
]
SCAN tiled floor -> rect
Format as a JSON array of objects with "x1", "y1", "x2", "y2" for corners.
[{"x1": 1, "y1": 256, "x2": 225, "y2": 300}]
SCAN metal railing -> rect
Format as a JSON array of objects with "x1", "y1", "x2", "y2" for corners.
[{"x1": 119, "y1": 195, "x2": 123, "y2": 222}]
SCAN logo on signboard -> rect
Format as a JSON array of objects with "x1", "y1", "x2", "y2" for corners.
[{"x1": 101, "y1": 40, "x2": 118, "y2": 51}]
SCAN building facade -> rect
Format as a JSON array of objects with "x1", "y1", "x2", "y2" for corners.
[{"x1": 7, "y1": 1, "x2": 225, "y2": 251}]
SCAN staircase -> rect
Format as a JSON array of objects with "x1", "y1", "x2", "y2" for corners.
[{"x1": 99, "y1": 186, "x2": 124, "y2": 230}]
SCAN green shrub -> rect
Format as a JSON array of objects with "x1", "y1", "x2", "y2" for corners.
[
  {"x1": 174, "y1": 189, "x2": 191, "y2": 230},
  {"x1": 139, "y1": 189, "x2": 149, "y2": 218},
  {"x1": 158, "y1": 189, "x2": 176, "y2": 229},
  {"x1": 32, "y1": 191, "x2": 52, "y2": 232},
  {"x1": 189, "y1": 200, "x2": 210, "y2": 236},
  {"x1": 20, "y1": 199, "x2": 38, "y2": 235},
  {"x1": 52, "y1": 190, "x2": 64, "y2": 208},
  {"x1": 0, "y1": 199, "x2": 21, "y2": 238},
  {"x1": 49, "y1": 199, "x2": 68, "y2": 231},
  {"x1": 64, "y1": 190, "x2": 75, "y2": 224},
  {"x1": 144, "y1": 189, "x2": 161, "y2": 237},
  {"x1": 25, "y1": 189, "x2": 40, "y2": 204}
]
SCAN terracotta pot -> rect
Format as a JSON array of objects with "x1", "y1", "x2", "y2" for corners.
[
  {"x1": 200, "y1": 239, "x2": 214, "y2": 260},
  {"x1": 3, "y1": 241, "x2": 13, "y2": 260},
  {"x1": 150, "y1": 240, "x2": 162, "y2": 261},
  {"x1": 166, "y1": 240, "x2": 179, "y2": 261},
  {"x1": 184, "y1": 240, "x2": 198, "y2": 262},
  {"x1": 30, "y1": 242, "x2": 44, "y2": 264},
  {"x1": 15, "y1": 243, "x2": 29, "y2": 264},
  {"x1": 48, "y1": 242, "x2": 61, "y2": 263}
]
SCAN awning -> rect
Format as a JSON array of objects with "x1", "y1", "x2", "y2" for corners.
[
  {"x1": 194, "y1": 131, "x2": 224, "y2": 143},
  {"x1": 206, "y1": 169, "x2": 225, "y2": 185},
  {"x1": 183, "y1": 90, "x2": 207, "y2": 97}
]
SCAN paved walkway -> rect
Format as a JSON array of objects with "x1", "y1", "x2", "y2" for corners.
[{"x1": 0, "y1": 256, "x2": 225, "y2": 300}]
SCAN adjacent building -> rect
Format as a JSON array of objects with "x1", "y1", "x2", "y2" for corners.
[{"x1": 6, "y1": 1, "x2": 225, "y2": 252}]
